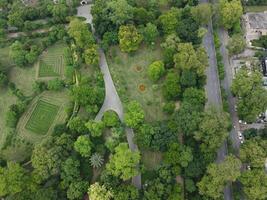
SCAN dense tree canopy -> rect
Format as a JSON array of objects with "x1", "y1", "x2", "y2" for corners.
[
  {"x1": 125, "y1": 101, "x2": 145, "y2": 129},
  {"x1": 106, "y1": 143, "x2": 140, "y2": 180}
]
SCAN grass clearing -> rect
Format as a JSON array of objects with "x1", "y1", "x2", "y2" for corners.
[
  {"x1": 107, "y1": 44, "x2": 166, "y2": 122},
  {"x1": 0, "y1": 46, "x2": 14, "y2": 72},
  {"x1": 9, "y1": 66, "x2": 36, "y2": 96},
  {"x1": 142, "y1": 150, "x2": 162, "y2": 170},
  {"x1": 17, "y1": 91, "x2": 70, "y2": 144},
  {"x1": 0, "y1": 88, "x2": 18, "y2": 149},
  {"x1": 245, "y1": 6, "x2": 267, "y2": 12},
  {"x1": 37, "y1": 42, "x2": 67, "y2": 78},
  {"x1": 25, "y1": 100, "x2": 59, "y2": 135}
]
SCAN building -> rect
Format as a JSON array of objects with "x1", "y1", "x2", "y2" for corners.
[{"x1": 244, "y1": 12, "x2": 267, "y2": 45}]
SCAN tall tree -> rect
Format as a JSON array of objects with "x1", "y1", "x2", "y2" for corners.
[
  {"x1": 125, "y1": 101, "x2": 145, "y2": 129},
  {"x1": 106, "y1": 143, "x2": 140, "y2": 180},
  {"x1": 88, "y1": 182, "x2": 113, "y2": 200},
  {"x1": 198, "y1": 155, "x2": 242, "y2": 199}
]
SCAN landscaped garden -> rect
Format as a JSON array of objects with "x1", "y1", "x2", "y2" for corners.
[{"x1": 38, "y1": 42, "x2": 67, "y2": 78}]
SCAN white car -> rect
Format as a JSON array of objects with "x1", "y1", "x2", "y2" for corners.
[{"x1": 238, "y1": 131, "x2": 243, "y2": 140}]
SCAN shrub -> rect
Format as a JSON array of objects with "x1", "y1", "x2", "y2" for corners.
[
  {"x1": 103, "y1": 110, "x2": 120, "y2": 127},
  {"x1": 147, "y1": 60, "x2": 165, "y2": 82}
]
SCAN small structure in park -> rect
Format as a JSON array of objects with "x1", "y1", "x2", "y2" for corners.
[{"x1": 80, "y1": 0, "x2": 91, "y2": 5}]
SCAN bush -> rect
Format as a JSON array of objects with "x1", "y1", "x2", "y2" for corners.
[
  {"x1": 103, "y1": 110, "x2": 120, "y2": 127},
  {"x1": 47, "y1": 78, "x2": 64, "y2": 91},
  {"x1": 147, "y1": 60, "x2": 165, "y2": 82},
  {"x1": 163, "y1": 101, "x2": 175, "y2": 114}
]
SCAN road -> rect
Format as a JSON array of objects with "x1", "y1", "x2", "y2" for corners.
[
  {"x1": 77, "y1": 4, "x2": 142, "y2": 189},
  {"x1": 200, "y1": 0, "x2": 232, "y2": 199}
]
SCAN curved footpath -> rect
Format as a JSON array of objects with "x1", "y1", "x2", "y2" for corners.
[{"x1": 77, "y1": 5, "x2": 141, "y2": 189}]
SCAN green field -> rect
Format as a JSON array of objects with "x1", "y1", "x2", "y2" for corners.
[
  {"x1": 38, "y1": 42, "x2": 67, "y2": 78},
  {"x1": 25, "y1": 100, "x2": 59, "y2": 135},
  {"x1": 0, "y1": 46, "x2": 14, "y2": 72},
  {"x1": 107, "y1": 43, "x2": 166, "y2": 122},
  {"x1": 245, "y1": 6, "x2": 267, "y2": 13}
]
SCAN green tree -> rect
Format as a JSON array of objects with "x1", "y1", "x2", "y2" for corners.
[
  {"x1": 113, "y1": 185, "x2": 139, "y2": 200},
  {"x1": 240, "y1": 138, "x2": 266, "y2": 168},
  {"x1": 107, "y1": 0, "x2": 133, "y2": 25},
  {"x1": 60, "y1": 158, "x2": 80, "y2": 189},
  {"x1": 240, "y1": 169, "x2": 267, "y2": 200},
  {"x1": 141, "y1": 23, "x2": 159, "y2": 45},
  {"x1": 83, "y1": 45, "x2": 99, "y2": 66},
  {"x1": 52, "y1": 3, "x2": 69, "y2": 23},
  {"x1": 162, "y1": 70, "x2": 181, "y2": 100},
  {"x1": 90, "y1": 153, "x2": 104, "y2": 168},
  {"x1": 191, "y1": 3, "x2": 212, "y2": 25},
  {"x1": 31, "y1": 134, "x2": 73, "y2": 182},
  {"x1": 68, "y1": 117, "x2": 88, "y2": 135},
  {"x1": 88, "y1": 182, "x2": 113, "y2": 200},
  {"x1": 67, "y1": 181, "x2": 88, "y2": 200},
  {"x1": 164, "y1": 143, "x2": 193, "y2": 174},
  {"x1": 85, "y1": 120, "x2": 105, "y2": 137},
  {"x1": 219, "y1": 0, "x2": 243, "y2": 30},
  {"x1": 231, "y1": 69, "x2": 267, "y2": 123},
  {"x1": 198, "y1": 155, "x2": 242, "y2": 199},
  {"x1": 158, "y1": 8, "x2": 180, "y2": 35},
  {"x1": 194, "y1": 108, "x2": 230, "y2": 155},
  {"x1": 0, "y1": 162, "x2": 28, "y2": 197},
  {"x1": 147, "y1": 60, "x2": 165, "y2": 81},
  {"x1": 124, "y1": 101, "x2": 145, "y2": 129},
  {"x1": 74, "y1": 135, "x2": 92, "y2": 157},
  {"x1": 0, "y1": 72, "x2": 8, "y2": 87},
  {"x1": 68, "y1": 19, "x2": 95, "y2": 49},
  {"x1": 227, "y1": 34, "x2": 246, "y2": 56},
  {"x1": 106, "y1": 143, "x2": 140, "y2": 180},
  {"x1": 102, "y1": 110, "x2": 120, "y2": 127},
  {"x1": 118, "y1": 25, "x2": 143, "y2": 53},
  {"x1": 10, "y1": 41, "x2": 27, "y2": 67},
  {"x1": 47, "y1": 78, "x2": 64, "y2": 91}
]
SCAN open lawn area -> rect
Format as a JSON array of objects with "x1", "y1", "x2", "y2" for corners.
[
  {"x1": 245, "y1": 6, "x2": 267, "y2": 12},
  {"x1": 107, "y1": 44, "x2": 166, "y2": 122},
  {"x1": 37, "y1": 42, "x2": 67, "y2": 79},
  {"x1": 9, "y1": 66, "x2": 36, "y2": 96},
  {"x1": 0, "y1": 88, "x2": 18, "y2": 149},
  {"x1": 17, "y1": 90, "x2": 70, "y2": 144},
  {"x1": 142, "y1": 150, "x2": 162, "y2": 170},
  {"x1": 0, "y1": 46, "x2": 14, "y2": 72}
]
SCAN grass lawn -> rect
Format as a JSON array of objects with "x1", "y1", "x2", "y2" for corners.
[
  {"x1": 25, "y1": 100, "x2": 59, "y2": 135},
  {"x1": 17, "y1": 91, "x2": 70, "y2": 144},
  {"x1": 38, "y1": 42, "x2": 67, "y2": 78},
  {"x1": 107, "y1": 44, "x2": 166, "y2": 122},
  {"x1": 0, "y1": 88, "x2": 18, "y2": 149},
  {"x1": 245, "y1": 6, "x2": 267, "y2": 12},
  {"x1": 9, "y1": 66, "x2": 36, "y2": 96},
  {"x1": 141, "y1": 150, "x2": 162, "y2": 170},
  {"x1": 0, "y1": 46, "x2": 14, "y2": 72}
]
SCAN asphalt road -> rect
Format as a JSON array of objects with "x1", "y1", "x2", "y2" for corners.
[
  {"x1": 77, "y1": 4, "x2": 142, "y2": 189},
  {"x1": 200, "y1": 0, "x2": 233, "y2": 199}
]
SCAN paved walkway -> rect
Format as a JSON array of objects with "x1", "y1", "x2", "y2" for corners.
[{"x1": 77, "y1": 5, "x2": 141, "y2": 189}]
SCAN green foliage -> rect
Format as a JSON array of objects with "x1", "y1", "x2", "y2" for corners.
[
  {"x1": 0, "y1": 71, "x2": 8, "y2": 86},
  {"x1": 219, "y1": 0, "x2": 243, "y2": 30},
  {"x1": 88, "y1": 182, "x2": 113, "y2": 200},
  {"x1": 147, "y1": 60, "x2": 165, "y2": 81},
  {"x1": 47, "y1": 78, "x2": 64, "y2": 91},
  {"x1": 31, "y1": 134, "x2": 73, "y2": 182},
  {"x1": 191, "y1": 3, "x2": 212, "y2": 25},
  {"x1": 162, "y1": 101, "x2": 175, "y2": 114},
  {"x1": 90, "y1": 153, "x2": 104, "y2": 168},
  {"x1": 158, "y1": 8, "x2": 180, "y2": 35},
  {"x1": 141, "y1": 23, "x2": 159, "y2": 45},
  {"x1": 10, "y1": 41, "x2": 27, "y2": 67},
  {"x1": 60, "y1": 157, "x2": 80, "y2": 189},
  {"x1": 113, "y1": 185, "x2": 139, "y2": 200},
  {"x1": 125, "y1": 101, "x2": 145, "y2": 129},
  {"x1": 239, "y1": 138, "x2": 267, "y2": 168},
  {"x1": 52, "y1": 3, "x2": 69, "y2": 23},
  {"x1": 83, "y1": 45, "x2": 99, "y2": 66},
  {"x1": 162, "y1": 70, "x2": 181, "y2": 100},
  {"x1": 86, "y1": 120, "x2": 105, "y2": 137},
  {"x1": 194, "y1": 108, "x2": 230, "y2": 155},
  {"x1": 231, "y1": 69, "x2": 267, "y2": 123},
  {"x1": 118, "y1": 25, "x2": 143, "y2": 53},
  {"x1": 68, "y1": 117, "x2": 88, "y2": 135},
  {"x1": 240, "y1": 169, "x2": 267, "y2": 200},
  {"x1": 197, "y1": 155, "x2": 241, "y2": 199},
  {"x1": 164, "y1": 142, "x2": 193, "y2": 174},
  {"x1": 106, "y1": 143, "x2": 140, "y2": 180},
  {"x1": 67, "y1": 180, "x2": 89, "y2": 200},
  {"x1": 74, "y1": 135, "x2": 92, "y2": 157},
  {"x1": 0, "y1": 162, "x2": 28, "y2": 197},
  {"x1": 102, "y1": 110, "x2": 120, "y2": 127},
  {"x1": 107, "y1": 0, "x2": 134, "y2": 25},
  {"x1": 227, "y1": 34, "x2": 246, "y2": 56},
  {"x1": 68, "y1": 18, "x2": 95, "y2": 49}
]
